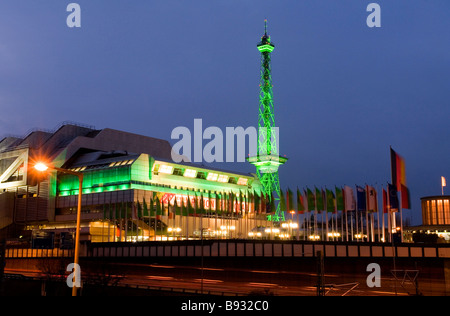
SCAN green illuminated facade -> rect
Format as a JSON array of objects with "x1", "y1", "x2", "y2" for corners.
[
  {"x1": 248, "y1": 20, "x2": 287, "y2": 222},
  {"x1": 1, "y1": 124, "x2": 288, "y2": 244}
]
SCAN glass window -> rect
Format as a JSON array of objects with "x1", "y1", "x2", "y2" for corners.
[
  {"x1": 430, "y1": 200, "x2": 437, "y2": 225},
  {"x1": 444, "y1": 200, "x2": 450, "y2": 225},
  {"x1": 437, "y1": 200, "x2": 444, "y2": 225}
]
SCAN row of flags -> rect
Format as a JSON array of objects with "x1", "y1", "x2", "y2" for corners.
[
  {"x1": 101, "y1": 148, "x2": 411, "y2": 220},
  {"x1": 278, "y1": 147, "x2": 411, "y2": 214},
  {"x1": 103, "y1": 189, "x2": 277, "y2": 221},
  {"x1": 278, "y1": 183, "x2": 409, "y2": 215}
]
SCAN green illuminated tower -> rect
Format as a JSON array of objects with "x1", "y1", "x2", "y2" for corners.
[{"x1": 247, "y1": 20, "x2": 287, "y2": 222}]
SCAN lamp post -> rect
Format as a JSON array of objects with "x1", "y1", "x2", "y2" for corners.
[{"x1": 34, "y1": 162, "x2": 83, "y2": 296}]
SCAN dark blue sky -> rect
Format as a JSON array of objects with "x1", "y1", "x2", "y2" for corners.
[{"x1": 1, "y1": 1, "x2": 449, "y2": 225}]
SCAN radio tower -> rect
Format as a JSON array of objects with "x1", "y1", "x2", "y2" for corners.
[{"x1": 248, "y1": 20, "x2": 287, "y2": 222}]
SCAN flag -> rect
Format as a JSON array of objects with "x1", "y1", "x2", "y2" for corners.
[
  {"x1": 297, "y1": 188, "x2": 305, "y2": 214},
  {"x1": 142, "y1": 198, "x2": 149, "y2": 217},
  {"x1": 442, "y1": 176, "x2": 447, "y2": 188},
  {"x1": 390, "y1": 147, "x2": 410, "y2": 209},
  {"x1": 215, "y1": 192, "x2": 220, "y2": 214},
  {"x1": 200, "y1": 193, "x2": 206, "y2": 215},
  {"x1": 307, "y1": 188, "x2": 315, "y2": 211},
  {"x1": 132, "y1": 202, "x2": 138, "y2": 220},
  {"x1": 181, "y1": 196, "x2": 188, "y2": 216},
  {"x1": 401, "y1": 184, "x2": 411, "y2": 209},
  {"x1": 315, "y1": 187, "x2": 324, "y2": 211},
  {"x1": 173, "y1": 197, "x2": 180, "y2": 216},
  {"x1": 269, "y1": 192, "x2": 276, "y2": 213},
  {"x1": 390, "y1": 148, "x2": 406, "y2": 190},
  {"x1": 157, "y1": 198, "x2": 163, "y2": 220},
  {"x1": 279, "y1": 190, "x2": 286, "y2": 212},
  {"x1": 366, "y1": 185, "x2": 378, "y2": 212},
  {"x1": 137, "y1": 201, "x2": 143, "y2": 218},
  {"x1": 335, "y1": 187, "x2": 344, "y2": 211},
  {"x1": 254, "y1": 191, "x2": 260, "y2": 213},
  {"x1": 382, "y1": 188, "x2": 388, "y2": 213},
  {"x1": 357, "y1": 186, "x2": 366, "y2": 212},
  {"x1": 287, "y1": 188, "x2": 294, "y2": 213},
  {"x1": 326, "y1": 189, "x2": 336, "y2": 213},
  {"x1": 387, "y1": 183, "x2": 399, "y2": 211},
  {"x1": 344, "y1": 185, "x2": 356, "y2": 211}
]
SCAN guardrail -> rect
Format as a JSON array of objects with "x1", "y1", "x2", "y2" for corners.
[{"x1": 5, "y1": 240, "x2": 450, "y2": 259}]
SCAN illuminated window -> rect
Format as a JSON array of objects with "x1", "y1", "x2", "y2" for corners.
[
  {"x1": 431, "y1": 200, "x2": 437, "y2": 225},
  {"x1": 444, "y1": 200, "x2": 450, "y2": 225},
  {"x1": 159, "y1": 165, "x2": 174, "y2": 174},
  {"x1": 218, "y1": 175, "x2": 229, "y2": 183},
  {"x1": 438, "y1": 200, "x2": 444, "y2": 225},
  {"x1": 184, "y1": 169, "x2": 197, "y2": 178},
  {"x1": 237, "y1": 178, "x2": 248, "y2": 186},
  {"x1": 207, "y1": 173, "x2": 218, "y2": 181}
]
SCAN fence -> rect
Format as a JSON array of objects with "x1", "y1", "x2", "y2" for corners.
[{"x1": 5, "y1": 240, "x2": 450, "y2": 259}]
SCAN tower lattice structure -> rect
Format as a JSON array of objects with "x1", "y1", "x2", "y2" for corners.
[{"x1": 248, "y1": 20, "x2": 287, "y2": 222}]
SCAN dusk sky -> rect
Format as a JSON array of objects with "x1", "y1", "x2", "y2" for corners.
[{"x1": 1, "y1": 1, "x2": 449, "y2": 225}]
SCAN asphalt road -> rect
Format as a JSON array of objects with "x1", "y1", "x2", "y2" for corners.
[{"x1": 5, "y1": 257, "x2": 447, "y2": 296}]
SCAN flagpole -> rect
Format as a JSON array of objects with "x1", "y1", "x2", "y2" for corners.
[
  {"x1": 354, "y1": 185, "x2": 358, "y2": 242},
  {"x1": 399, "y1": 191, "x2": 403, "y2": 243},
  {"x1": 382, "y1": 194, "x2": 385, "y2": 243}
]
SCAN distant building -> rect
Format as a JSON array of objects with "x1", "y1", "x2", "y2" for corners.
[
  {"x1": 406, "y1": 196, "x2": 450, "y2": 243},
  {"x1": 0, "y1": 123, "x2": 271, "y2": 247},
  {"x1": 421, "y1": 196, "x2": 450, "y2": 226}
]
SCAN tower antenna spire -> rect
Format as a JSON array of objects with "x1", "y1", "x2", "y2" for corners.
[{"x1": 247, "y1": 21, "x2": 287, "y2": 223}]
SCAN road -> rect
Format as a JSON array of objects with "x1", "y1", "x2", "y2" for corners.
[{"x1": 5, "y1": 259, "x2": 446, "y2": 296}]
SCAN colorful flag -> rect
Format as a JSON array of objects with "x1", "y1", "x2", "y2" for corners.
[
  {"x1": 269, "y1": 192, "x2": 276, "y2": 213},
  {"x1": 315, "y1": 187, "x2": 324, "y2": 211},
  {"x1": 390, "y1": 148, "x2": 405, "y2": 189},
  {"x1": 344, "y1": 185, "x2": 356, "y2": 211},
  {"x1": 401, "y1": 184, "x2": 411, "y2": 209},
  {"x1": 391, "y1": 147, "x2": 410, "y2": 209},
  {"x1": 297, "y1": 188, "x2": 305, "y2": 214},
  {"x1": 254, "y1": 191, "x2": 260, "y2": 213},
  {"x1": 335, "y1": 187, "x2": 344, "y2": 211},
  {"x1": 326, "y1": 189, "x2": 336, "y2": 213},
  {"x1": 287, "y1": 188, "x2": 294, "y2": 213},
  {"x1": 142, "y1": 198, "x2": 149, "y2": 217},
  {"x1": 387, "y1": 183, "x2": 399, "y2": 211},
  {"x1": 173, "y1": 197, "x2": 180, "y2": 216},
  {"x1": 307, "y1": 188, "x2": 315, "y2": 211},
  {"x1": 366, "y1": 185, "x2": 378, "y2": 212},
  {"x1": 357, "y1": 186, "x2": 366, "y2": 211},
  {"x1": 279, "y1": 189, "x2": 286, "y2": 212}
]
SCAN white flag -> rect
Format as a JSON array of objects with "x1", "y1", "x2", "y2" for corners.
[
  {"x1": 442, "y1": 176, "x2": 446, "y2": 187},
  {"x1": 344, "y1": 185, "x2": 356, "y2": 211},
  {"x1": 366, "y1": 185, "x2": 378, "y2": 212}
]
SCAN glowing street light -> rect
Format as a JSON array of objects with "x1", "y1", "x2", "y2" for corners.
[
  {"x1": 34, "y1": 162, "x2": 83, "y2": 296},
  {"x1": 34, "y1": 162, "x2": 49, "y2": 172}
]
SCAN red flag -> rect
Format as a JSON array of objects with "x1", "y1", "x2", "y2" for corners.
[
  {"x1": 401, "y1": 184, "x2": 411, "y2": 209},
  {"x1": 382, "y1": 188, "x2": 387, "y2": 214},
  {"x1": 391, "y1": 148, "x2": 410, "y2": 209}
]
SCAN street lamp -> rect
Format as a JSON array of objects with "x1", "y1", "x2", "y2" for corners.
[{"x1": 34, "y1": 162, "x2": 84, "y2": 296}]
